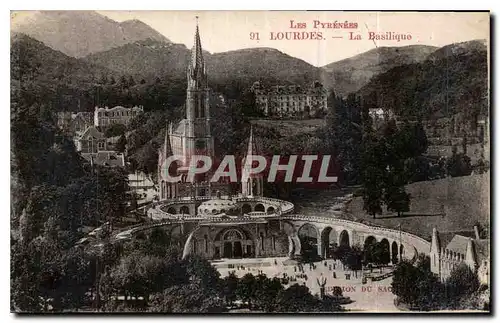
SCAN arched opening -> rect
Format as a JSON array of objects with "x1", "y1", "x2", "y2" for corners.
[
  {"x1": 298, "y1": 223, "x2": 319, "y2": 261},
  {"x1": 391, "y1": 241, "x2": 399, "y2": 264},
  {"x1": 400, "y1": 244, "x2": 405, "y2": 261},
  {"x1": 339, "y1": 230, "x2": 350, "y2": 247},
  {"x1": 363, "y1": 236, "x2": 377, "y2": 264},
  {"x1": 241, "y1": 204, "x2": 252, "y2": 215},
  {"x1": 254, "y1": 203, "x2": 265, "y2": 212},
  {"x1": 320, "y1": 227, "x2": 337, "y2": 259},
  {"x1": 379, "y1": 239, "x2": 391, "y2": 266},
  {"x1": 266, "y1": 206, "x2": 275, "y2": 214},
  {"x1": 167, "y1": 207, "x2": 176, "y2": 214},
  {"x1": 180, "y1": 206, "x2": 190, "y2": 215},
  {"x1": 217, "y1": 228, "x2": 254, "y2": 259}
]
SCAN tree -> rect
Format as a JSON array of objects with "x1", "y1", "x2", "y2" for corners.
[
  {"x1": 128, "y1": 75, "x2": 136, "y2": 87},
  {"x1": 222, "y1": 272, "x2": 238, "y2": 307},
  {"x1": 342, "y1": 245, "x2": 364, "y2": 275},
  {"x1": 149, "y1": 284, "x2": 225, "y2": 313},
  {"x1": 104, "y1": 123, "x2": 127, "y2": 138},
  {"x1": 236, "y1": 273, "x2": 257, "y2": 309},
  {"x1": 361, "y1": 117, "x2": 429, "y2": 217},
  {"x1": 361, "y1": 133, "x2": 385, "y2": 217},
  {"x1": 133, "y1": 142, "x2": 158, "y2": 176},
  {"x1": 366, "y1": 242, "x2": 391, "y2": 268},
  {"x1": 274, "y1": 284, "x2": 323, "y2": 312},
  {"x1": 445, "y1": 264, "x2": 480, "y2": 305},
  {"x1": 253, "y1": 274, "x2": 284, "y2": 311},
  {"x1": 116, "y1": 134, "x2": 127, "y2": 153},
  {"x1": 447, "y1": 152, "x2": 472, "y2": 177},
  {"x1": 183, "y1": 255, "x2": 221, "y2": 292},
  {"x1": 392, "y1": 259, "x2": 445, "y2": 310}
]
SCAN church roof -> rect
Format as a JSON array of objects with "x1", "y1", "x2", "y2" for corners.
[
  {"x1": 445, "y1": 235, "x2": 471, "y2": 254},
  {"x1": 72, "y1": 112, "x2": 93, "y2": 124},
  {"x1": 79, "y1": 126, "x2": 104, "y2": 140},
  {"x1": 82, "y1": 151, "x2": 125, "y2": 167}
]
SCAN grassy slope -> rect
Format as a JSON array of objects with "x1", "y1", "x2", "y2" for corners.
[{"x1": 345, "y1": 173, "x2": 490, "y2": 240}]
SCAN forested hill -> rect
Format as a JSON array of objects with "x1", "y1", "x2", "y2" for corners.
[
  {"x1": 83, "y1": 41, "x2": 325, "y2": 96},
  {"x1": 83, "y1": 40, "x2": 439, "y2": 97},
  {"x1": 356, "y1": 39, "x2": 488, "y2": 120},
  {"x1": 321, "y1": 45, "x2": 438, "y2": 95},
  {"x1": 11, "y1": 32, "x2": 118, "y2": 110}
]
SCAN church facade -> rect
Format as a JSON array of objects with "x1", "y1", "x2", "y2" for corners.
[{"x1": 157, "y1": 21, "x2": 258, "y2": 201}]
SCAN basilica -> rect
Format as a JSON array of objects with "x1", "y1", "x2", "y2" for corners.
[{"x1": 150, "y1": 20, "x2": 295, "y2": 260}]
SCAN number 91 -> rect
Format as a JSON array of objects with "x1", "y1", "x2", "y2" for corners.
[{"x1": 250, "y1": 32, "x2": 260, "y2": 40}]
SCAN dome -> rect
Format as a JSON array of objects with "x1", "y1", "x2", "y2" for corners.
[{"x1": 197, "y1": 197, "x2": 239, "y2": 216}]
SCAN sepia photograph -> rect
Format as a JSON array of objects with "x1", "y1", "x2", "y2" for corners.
[{"x1": 10, "y1": 10, "x2": 490, "y2": 314}]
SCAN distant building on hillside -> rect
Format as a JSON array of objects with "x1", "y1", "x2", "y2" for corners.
[
  {"x1": 369, "y1": 108, "x2": 396, "y2": 129},
  {"x1": 94, "y1": 105, "x2": 144, "y2": 128},
  {"x1": 129, "y1": 172, "x2": 155, "y2": 191},
  {"x1": 74, "y1": 126, "x2": 125, "y2": 167},
  {"x1": 252, "y1": 81, "x2": 327, "y2": 118},
  {"x1": 74, "y1": 126, "x2": 108, "y2": 153},
  {"x1": 56, "y1": 111, "x2": 93, "y2": 135},
  {"x1": 430, "y1": 226, "x2": 489, "y2": 286}
]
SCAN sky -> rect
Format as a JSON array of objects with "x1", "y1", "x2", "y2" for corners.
[
  {"x1": 97, "y1": 11, "x2": 489, "y2": 67},
  {"x1": 11, "y1": 11, "x2": 489, "y2": 67}
]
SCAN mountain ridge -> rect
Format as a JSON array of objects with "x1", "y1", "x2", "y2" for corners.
[{"x1": 11, "y1": 10, "x2": 171, "y2": 58}]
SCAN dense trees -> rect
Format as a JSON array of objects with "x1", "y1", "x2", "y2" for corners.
[
  {"x1": 392, "y1": 256, "x2": 482, "y2": 311},
  {"x1": 104, "y1": 123, "x2": 127, "y2": 138},
  {"x1": 317, "y1": 92, "x2": 363, "y2": 185},
  {"x1": 11, "y1": 95, "x2": 130, "y2": 312},
  {"x1": 361, "y1": 117, "x2": 429, "y2": 217}
]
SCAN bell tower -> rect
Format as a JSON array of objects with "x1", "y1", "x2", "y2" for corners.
[{"x1": 185, "y1": 16, "x2": 214, "y2": 162}]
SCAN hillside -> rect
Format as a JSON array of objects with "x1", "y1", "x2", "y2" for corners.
[
  {"x1": 346, "y1": 173, "x2": 490, "y2": 240},
  {"x1": 357, "y1": 40, "x2": 488, "y2": 120},
  {"x1": 84, "y1": 41, "x2": 440, "y2": 96},
  {"x1": 208, "y1": 48, "x2": 324, "y2": 89},
  {"x1": 11, "y1": 11, "x2": 171, "y2": 57},
  {"x1": 322, "y1": 45, "x2": 438, "y2": 95},
  {"x1": 84, "y1": 42, "x2": 324, "y2": 91},
  {"x1": 84, "y1": 39, "x2": 193, "y2": 79},
  {"x1": 11, "y1": 32, "x2": 117, "y2": 110}
]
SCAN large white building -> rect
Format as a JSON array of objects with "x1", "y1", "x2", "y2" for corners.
[
  {"x1": 94, "y1": 105, "x2": 144, "y2": 128},
  {"x1": 252, "y1": 81, "x2": 328, "y2": 118}
]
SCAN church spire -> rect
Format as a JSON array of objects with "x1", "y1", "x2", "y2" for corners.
[
  {"x1": 163, "y1": 123, "x2": 173, "y2": 158},
  {"x1": 189, "y1": 16, "x2": 205, "y2": 86},
  {"x1": 241, "y1": 125, "x2": 263, "y2": 197}
]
